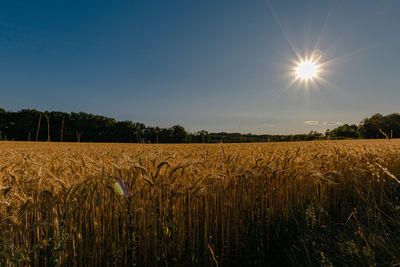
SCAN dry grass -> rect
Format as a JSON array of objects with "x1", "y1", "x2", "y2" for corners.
[{"x1": 1, "y1": 140, "x2": 400, "y2": 266}]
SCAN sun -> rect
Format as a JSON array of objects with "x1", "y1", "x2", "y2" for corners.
[
  {"x1": 296, "y1": 61, "x2": 318, "y2": 80},
  {"x1": 285, "y1": 48, "x2": 337, "y2": 93}
]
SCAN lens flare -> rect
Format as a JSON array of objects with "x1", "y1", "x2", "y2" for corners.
[{"x1": 113, "y1": 177, "x2": 130, "y2": 197}]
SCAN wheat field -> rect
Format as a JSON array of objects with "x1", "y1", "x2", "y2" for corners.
[{"x1": 1, "y1": 140, "x2": 400, "y2": 266}]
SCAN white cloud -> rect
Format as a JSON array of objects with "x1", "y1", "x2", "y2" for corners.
[
  {"x1": 304, "y1": 121, "x2": 342, "y2": 126},
  {"x1": 321, "y1": 121, "x2": 343, "y2": 125},
  {"x1": 304, "y1": 121, "x2": 319, "y2": 126}
]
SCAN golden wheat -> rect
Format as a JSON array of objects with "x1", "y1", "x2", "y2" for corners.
[{"x1": 1, "y1": 140, "x2": 400, "y2": 266}]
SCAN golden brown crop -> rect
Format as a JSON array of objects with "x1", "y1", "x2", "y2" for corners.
[{"x1": 1, "y1": 140, "x2": 400, "y2": 266}]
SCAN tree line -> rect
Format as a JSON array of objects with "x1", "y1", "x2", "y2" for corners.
[
  {"x1": 0, "y1": 108, "x2": 398, "y2": 143},
  {"x1": 326, "y1": 113, "x2": 400, "y2": 139},
  {"x1": 0, "y1": 109, "x2": 188, "y2": 143}
]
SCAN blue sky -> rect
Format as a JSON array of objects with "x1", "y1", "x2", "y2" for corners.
[{"x1": 0, "y1": 0, "x2": 399, "y2": 134}]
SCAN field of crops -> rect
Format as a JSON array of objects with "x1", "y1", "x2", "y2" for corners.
[{"x1": 1, "y1": 140, "x2": 400, "y2": 266}]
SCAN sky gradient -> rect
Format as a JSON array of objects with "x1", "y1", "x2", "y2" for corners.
[{"x1": 0, "y1": 0, "x2": 399, "y2": 134}]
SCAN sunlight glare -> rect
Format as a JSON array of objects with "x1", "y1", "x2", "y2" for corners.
[{"x1": 296, "y1": 61, "x2": 318, "y2": 80}]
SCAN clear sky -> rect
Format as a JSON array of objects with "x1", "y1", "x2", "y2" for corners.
[{"x1": 0, "y1": 0, "x2": 399, "y2": 134}]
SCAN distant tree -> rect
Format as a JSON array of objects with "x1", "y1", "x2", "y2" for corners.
[
  {"x1": 133, "y1": 122, "x2": 146, "y2": 142},
  {"x1": 382, "y1": 113, "x2": 400, "y2": 138},
  {"x1": 3, "y1": 107, "x2": 400, "y2": 144},
  {"x1": 171, "y1": 125, "x2": 188, "y2": 143},
  {"x1": 359, "y1": 113, "x2": 385, "y2": 138},
  {"x1": 325, "y1": 129, "x2": 331, "y2": 137},
  {"x1": 304, "y1": 131, "x2": 323, "y2": 140},
  {"x1": 328, "y1": 124, "x2": 359, "y2": 139},
  {"x1": 190, "y1": 130, "x2": 209, "y2": 143},
  {"x1": 357, "y1": 113, "x2": 400, "y2": 139}
]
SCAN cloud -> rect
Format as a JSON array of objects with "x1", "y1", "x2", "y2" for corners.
[
  {"x1": 304, "y1": 121, "x2": 342, "y2": 126},
  {"x1": 321, "y1": 121, "x2": 343, "y2": 126},
  {"x1": 304, "y1": 121, "x2": 320, "y2": 126}
]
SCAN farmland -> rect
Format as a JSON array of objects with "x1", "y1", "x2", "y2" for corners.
[{"x1": 1, "y1": 140, "x2": 400, "y2": 266}]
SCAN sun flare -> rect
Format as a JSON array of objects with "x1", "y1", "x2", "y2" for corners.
[
  {"x1": 285, "y1": 48, "x2": 338, "y2": 93},
  {"x1": 296, "y1": 61, "x2": 318, "y2": 80}
]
